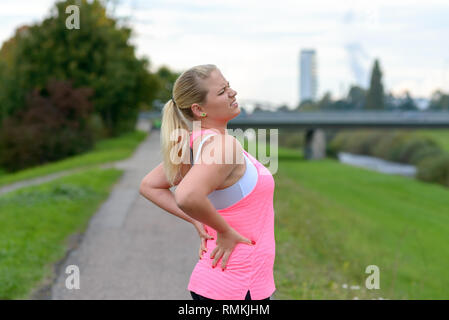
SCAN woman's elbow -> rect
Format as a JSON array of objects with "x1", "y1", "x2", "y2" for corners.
[
  {"x1": 139, "y1": 179, "x2": 155, "y2": 199},
  {"x1": 175, "y1": 190, "x2": 195, "y2": 210}
]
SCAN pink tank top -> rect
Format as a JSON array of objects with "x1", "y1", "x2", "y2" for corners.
[{"x1": 187, "y1": 129, "x2": 276, "y2": 300}]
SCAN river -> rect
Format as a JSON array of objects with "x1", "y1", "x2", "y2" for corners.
[{"x1": 337, "y1": 152, "x2": 417, "y2": 178}]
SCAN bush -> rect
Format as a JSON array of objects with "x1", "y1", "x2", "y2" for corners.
[
  {"x1": 0, "y1": 80, "x2": 95, "y2": 172},
  {"x1": 395, "y1": 136, "x2": 440, "y2": 164},
  {"x1": 328, "y1": 130, "x2": 388, "y2": 157},
  {"x1": 371, "y1": 131, "x2": 409, "y2": 162},
  {"x1": 278, "y1": 129, "x2": 304, "y2": 149},
  {"x1": 409, "y1": 145, "x2": 444, "y2": 165},
  {"x1": 417, "y1": 154, "x2": 449, "y2": 187}
]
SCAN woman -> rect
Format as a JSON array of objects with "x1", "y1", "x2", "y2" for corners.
[{"x1": 139, "y1": 64, "x2": 276, "y2": 300}]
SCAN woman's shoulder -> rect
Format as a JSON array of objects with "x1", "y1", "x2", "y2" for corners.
[
  {"x1": 189, "y1": 128, "x2": 229, "y2": 149},
  {"x1": 191, "y1": 130, "x2": 243, "y2": 164}
]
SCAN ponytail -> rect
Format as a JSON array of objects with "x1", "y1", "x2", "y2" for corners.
[{"x1": 160, "y1": 99, "x2": 191, "y2": 187}]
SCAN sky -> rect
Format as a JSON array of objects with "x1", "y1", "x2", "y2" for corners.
[{"x1": 1, "y1": 0, "x2": 449, "y2": 110}]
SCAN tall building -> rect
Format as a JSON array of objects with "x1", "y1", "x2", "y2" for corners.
[{"x1": 299, "y1": 49, "x2": 318, "y2": 103}]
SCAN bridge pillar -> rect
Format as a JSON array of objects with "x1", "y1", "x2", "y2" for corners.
[{"x1": 304, "y1": 129, "x2": 326, "y2": 160}]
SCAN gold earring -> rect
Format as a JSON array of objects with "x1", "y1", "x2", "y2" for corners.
[{"x1": 201, "y1": 113, "x2": 206, "y2": 117}]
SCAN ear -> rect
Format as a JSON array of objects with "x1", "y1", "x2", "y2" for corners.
[{"x1": 191, "y1": 104, "x2": 203, "y2": 117}]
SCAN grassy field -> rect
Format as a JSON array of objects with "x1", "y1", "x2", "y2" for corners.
[
  {"x1": 0, "y1": 168, "x2": 123, "y2": 299},
  {"x1": 272, "y1": 146, "x2": 449, "y2": 299},
  {"x1": 0, "y1": 130, "x2": 147, "y2": 188}
]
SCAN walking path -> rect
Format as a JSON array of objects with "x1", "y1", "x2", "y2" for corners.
[
  {"x1": 46, "y1": 129, "x2": 199, "y2": 299},
  {"x1": 0, "y1": 163, "x2": 116, "y2": 196}
]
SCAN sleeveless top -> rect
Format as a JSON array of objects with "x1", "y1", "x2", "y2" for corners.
[
  {"x1": 187, "y1": 129, "x2": 276, "y2": 300},
  {"x1": 189, "y1": 131, "x2": 258, "y2": 210}
]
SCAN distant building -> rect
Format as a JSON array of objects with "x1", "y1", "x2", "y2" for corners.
[{"x1": 299, "y1": 49, "x2": 318, "y2": 103}]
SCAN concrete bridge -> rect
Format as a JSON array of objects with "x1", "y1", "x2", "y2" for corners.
[{"x1": 140, "y1": 111, "x2": 449, "y2": 160}]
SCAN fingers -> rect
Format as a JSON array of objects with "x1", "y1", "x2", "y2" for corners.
[
  {"x1": 221, "y1": 251, "x2": 231, "y2": 270},
  {"x1": 241, "y1": 237, "x2": 256, "y2": 246},
  {"x1": 199, "y1": 238, "x2": 208, "y2": 259},
  {"x1": 201, "y1": 238, "x2": 207, "y2": 252},
  {"x1": 211, "y1": 249, "x2": 232, "y2": 271},
  {"x1": 210, "y1": 247, "x2": 223, "y2": 269},
  {"x1": 209, "y1": 246, "x2": 218, "y2": 261}
]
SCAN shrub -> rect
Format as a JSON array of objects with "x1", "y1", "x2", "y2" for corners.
[
  {"x1": 409, "y1": 145, "x2": 444, "y2": 165},
  {"x1": 395, "y1": 136, "x2": 440, "y2": 164},
  {"x1": 417, "y1": 154, "x2": 449, "y2": 187},
  {"x1": 0, "y1": 80, "x2": 95, "y2": 172},
  {"x1": 278, "y1": 129, "x2": 304, "y2": 149},
  {"x1": 328, "y1": 130, "x2": 388, "y2": 157}
]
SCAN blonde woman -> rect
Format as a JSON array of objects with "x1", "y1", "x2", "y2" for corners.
[{"x1": 139, "y1": 64, "x2": 276, "y2": 300}]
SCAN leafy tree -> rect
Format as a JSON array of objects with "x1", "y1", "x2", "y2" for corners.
[
  {"x1": 0, "y1": 25, "x2": 30, "y2": 124},
  {"x1": 365, "y1": 59, "x2": 385, "y2": 110},
  {"x1": 278, "y1": 104, "x2": 290, "y2": 112},
  {"x1": 317, "y1": 92, "x2": 333, "y2": 110},
  {"x1": 0, "y1": 0, "x2": 159, "y2": 136},
  {"x1": 0, "y1": 80, "x2": 95, "y2": 172},
  {"x1": 384, "y1": 92, "x2": 399, "y2": 110},
  {"x1": 331, "y1": 99, "x2": 352, "y2": 111},
  {"x1": 150, "y1": 65, "x2": 182, "y2": 111},
  {"x1": 428, "y1": 90, "x2": 449, "y2": 111},
  {"x1": 347, "y1": 85, "x2": 366, "y2": 109},
  {"x1": 397, "y1": 91, "x2": 418, "y2": 111}
]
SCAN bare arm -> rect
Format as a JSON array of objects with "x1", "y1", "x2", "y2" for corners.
[
  {"x1": 139, "y1": 162, "x2": 214, "y2": 258},
  {"x1": 174, "y1": 134, "x2": 237, "y2": 233},
  {"x1": 139, "y1": 183, "x2": 195, "y2": 225}
]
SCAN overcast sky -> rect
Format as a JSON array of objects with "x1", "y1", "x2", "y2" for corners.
[{"x1": 1, "y1": 0, "x2": 449, "y2": 109}]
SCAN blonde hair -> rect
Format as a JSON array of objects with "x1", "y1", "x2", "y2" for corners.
[{"x1": 160, "y1": 64, "x2": 218, "y2": 187}]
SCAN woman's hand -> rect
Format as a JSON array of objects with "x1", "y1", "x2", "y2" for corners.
[
  {"x1": 210, "y1": 226, "x2": 255, "y2": 271},
  {"x1": 192, "y1": 220, "x2": 214, "y2": 259}
]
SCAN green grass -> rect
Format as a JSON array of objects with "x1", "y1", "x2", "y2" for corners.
[
  {"x1": 0, "y1": 167, "x2": 123, "y2": 299},
  {"x1": 0, "y1": 130, "x2": 147, "y2": 188},
  {"x1": 273, "y1": 147, "x2": 449, "y2": 299}
]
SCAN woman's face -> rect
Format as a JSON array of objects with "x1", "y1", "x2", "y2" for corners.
[{"x1": 192, "y1": 69, "x2": 240, "y2": 121}]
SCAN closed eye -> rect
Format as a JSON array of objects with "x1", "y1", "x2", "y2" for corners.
[{"x1": 219, "y1": 82, "x2": 230, "y2": 95}]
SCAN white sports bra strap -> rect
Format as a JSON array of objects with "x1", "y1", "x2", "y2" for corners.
[{"x1": 194, "y1": 134, "x2": 217, "y2": 163}]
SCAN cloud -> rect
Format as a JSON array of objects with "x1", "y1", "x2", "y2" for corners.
[{"x1": 1, "y1": 0, "x2": 449, "y2": 106}]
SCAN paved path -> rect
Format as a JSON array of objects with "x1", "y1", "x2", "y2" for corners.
[
  {"x1": 49, "y1": 129, "x2": 200, "y2": 299},
  {"x1": 0, "y1": 163, "x2": 116, "y2": 196}
]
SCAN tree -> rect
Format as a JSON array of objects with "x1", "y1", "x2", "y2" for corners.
[
  {"x1": 365, "y1": 59, "x2": 385, "y2": 110},
  {"x1": 428, "y1": 90, "x2": 449, "y2": 111},
  {"x1": 0, "y1": 0, "x2": 159, "y2": 136},
  {"x1": 150, "y1": 65, "x2": 182, "y2": 111},
  {"x1": 397, "y1": 91, "x2": 418, "y2": 111},
  {"x1": 317, "y1": 92, "x2": 333, "y2": 110},
  {"x1": 278, "y1": 104, "x2": 290, "y2": 112},
  {"x1": 0, "y1": 80, "x2": 95, "y2": 172},
  {"x1": 347, "y1": 85, "x2": 366, "y2": 109},
  {"x1": 297, "y1": 100, "x2": 319, "y2": 112},
  {"x1": 0, "y1": 25, "x2": 31, "y2": 124}
]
